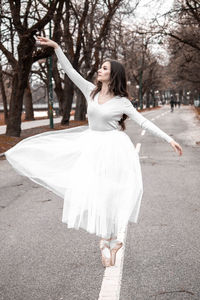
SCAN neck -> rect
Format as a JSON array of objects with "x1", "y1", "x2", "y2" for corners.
[{"x1": 100, "y1": 82, "x2": 111, "y2": 95}]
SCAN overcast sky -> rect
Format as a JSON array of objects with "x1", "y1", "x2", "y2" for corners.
[
  {"x1": 129, "y1": 0, "x2": 175, "y2": 64},
  {"x1": 134, "y1": 0, "x2": 174, "y2": 23}
]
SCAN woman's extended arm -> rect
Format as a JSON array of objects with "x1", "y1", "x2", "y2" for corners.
[
  {"x1": 36, "y1": 36, "x2": 95, "y2": 100},
  {"x1": 123, "y1": 99, "x2": 183, "y2": 155}
]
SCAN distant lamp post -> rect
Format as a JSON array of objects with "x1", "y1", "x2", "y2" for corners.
[
  {"x1": 139, "y1": 69, "x2": 143, "y2": 110},
  {"x1": 136, "y1": 85, "x2": 139, "y2": 107},
  {"x1": 186, "y1": 91, "x2": 190, "y2": 105},
  {"x1": 127, "y1": 80, "x2": 131, "y2": 96},
  {"x1": 154, "y1": 90, "x2": 159, "y2": 107},
  {"x1": 48, "y1": 0, "x2": 54, "y2": 128},
  {"x1": 176, "y1": 93, "x2": 179, "y2": 103}
]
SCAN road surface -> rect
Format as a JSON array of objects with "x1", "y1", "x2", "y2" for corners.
[{"x1": 0, "y1": 104, "x2": 199, "y2": 300}]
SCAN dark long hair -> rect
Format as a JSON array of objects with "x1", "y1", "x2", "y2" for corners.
[{"x1": 91, "y1": 59, "x2": 129, "y2": 130}]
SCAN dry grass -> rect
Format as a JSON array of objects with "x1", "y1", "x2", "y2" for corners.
[{"x1": 194, "y1": 106, "x2": 200, "y2": 119}]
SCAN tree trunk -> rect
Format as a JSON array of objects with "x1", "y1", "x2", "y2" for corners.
[
  {"x1": 6, "y1": 41, "x2": 33, "y2": 137},
  {"x1": 54, "y1": 84, "x2": 63, "y2": 115},
  {"x1": 53, "y1": 59, "x2": 64, "y2": 116},
  {"x1": 146, "y1": 90, "x2": 150, "y2": 108},
  {"x1": 151, "y1": 91, "x2": 156, "y2": 107},
  {"x1": 74, "y1": 89, "x2": 87, "y2": 121},
  {"x1": 0, "y1": 65, "x2": 8, "y2": 124},
  {"x1": 6, "y1": 73, "x2": 24, "y2": 136},
  {"x1": 61, "y1": 75, "x2": 74, "y2": 125},
  {"x1": 23, "y1": 82, "x2": 34, "y2": 120}
]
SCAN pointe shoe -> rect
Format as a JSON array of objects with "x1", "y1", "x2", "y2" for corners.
[
  {"x1": 109, "y1": 239, "x2": 123, "y2": 266},
  {"x1": 99, "y1": 239, "x2": 111, "y2": 267}
]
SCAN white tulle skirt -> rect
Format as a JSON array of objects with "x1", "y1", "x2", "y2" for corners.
[{"x1": 5, "y1": 126, "x2": 143, "y2": 239}]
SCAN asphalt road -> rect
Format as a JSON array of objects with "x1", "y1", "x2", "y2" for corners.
[
  {"x1": 0, "y1": 104, "x2": 199, "y2": 300},
  {"x1": 120, "y1": 105, "x2": 200, "y2": 300}
]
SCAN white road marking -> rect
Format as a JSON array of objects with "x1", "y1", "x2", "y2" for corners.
[
  {"x1": 98, "y1": 144, "x2": 142, "y2": 300},
  {"x1": 135, "y1": 143, "x2": 141, "y2": 153},
  {"x1": 98, "y1": 108, "x2": 167, "y2": 300},
  {"x1": 98, "y1": 227, "x2": 128, "y2": 300}
]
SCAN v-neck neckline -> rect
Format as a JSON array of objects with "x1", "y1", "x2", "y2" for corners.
[{"x1": 96, "y1": 92, "x2": 117, "y2": 105}]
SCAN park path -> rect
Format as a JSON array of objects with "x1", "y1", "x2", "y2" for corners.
[
  {"x1": 0, "y1": 116, "x2": 63, "y2": 134},
  {"x1": 120, "y1": 104, "x2": 200, "y2": 300}
]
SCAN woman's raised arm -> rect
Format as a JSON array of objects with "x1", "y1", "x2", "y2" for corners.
[{"x1": 36, "y1": 36, "x2": 95, "y2": 100}]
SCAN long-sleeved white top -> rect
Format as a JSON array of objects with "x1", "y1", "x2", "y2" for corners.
[{"x1": 55, "y1": 47, "x2": 174, "y2": 143}]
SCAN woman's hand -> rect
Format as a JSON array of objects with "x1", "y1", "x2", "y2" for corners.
[
  {"x1": 170, "y1": 140, "x2": 183, "y2": 156},
  {"x1": 35, "y1": 36, "x2": 59, "y2": 49}
]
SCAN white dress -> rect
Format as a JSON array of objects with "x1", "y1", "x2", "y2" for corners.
[{"x1": 5, "y1": 47, "x2": 174, "y2": 239}]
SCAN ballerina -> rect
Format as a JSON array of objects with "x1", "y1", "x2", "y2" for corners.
[{"x1": 4, "y1": 36, "x2": 183, "y2": 268}]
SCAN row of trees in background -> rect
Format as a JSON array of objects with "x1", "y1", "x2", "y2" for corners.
[
  {"x1": 162, "y1": 0, "x2": 200, "y2": 95},
  {"x1": 0, "y1": 0, "x2": 199, "y2": 137},
  {"x1": 0, "y1": 0, "x2": 140, "y2": 136}
]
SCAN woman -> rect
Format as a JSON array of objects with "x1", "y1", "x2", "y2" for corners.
[{"x1": 5, "y1": 36, "x2": 183, "y2": 268}]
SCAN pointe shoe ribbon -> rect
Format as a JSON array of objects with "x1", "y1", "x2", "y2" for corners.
[
  {"x1": 109, "y1": 239, "x2": 123, "y2": 266},
  {"x1": 99, "y1": 240, "x2": 111, "y2": 267}
]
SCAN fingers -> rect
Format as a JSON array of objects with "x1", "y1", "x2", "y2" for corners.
[
  {"x1": 171, "y1": 141, "x2": 183, "y2": 156},
  {"x1": 35, "y1": 36, "x2": 53, "y2": 47},
  {"x1": 179, "y1": 146, "x2": 183, "y2": 156},
  {"x1": 175, "y1": 144, "x2": 183, "y2": 156},
  {"x1": 36, "y1": 36, "x2": 45, "y2": 39},
  {"x1": 177, "y1": 143, "x2": 183, "y2": 156},
  {"x1": 36, "y1": 36, "x2": 49, "y2": 42}
]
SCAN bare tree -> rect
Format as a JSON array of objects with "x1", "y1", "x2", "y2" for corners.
[
  {"x1": 54, "y1": 0, "x2": 132, "y2": 124},
  {"x1": 157, "y1": 0, "x2": 200, "y2": 99},
  {"x1": 165, "y1": 0, "x2": 200, "y2": 52},
  {"x1": 0, "y1": 0, "x2": 60, "y2": 136},
  {"x1": 1, "y1": 0, "x2": 143, "y2": 134}
]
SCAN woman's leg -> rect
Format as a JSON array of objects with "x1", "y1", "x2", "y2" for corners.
[
  {"x1": 99, "y1": 230, "x2": 121, "y2": 267},
  {"x1": 99, "y1": 237, "x2": 112, "y2": 267},
  {"x1": 109, "y1": 236, "x2": 123, "y2": 266}
]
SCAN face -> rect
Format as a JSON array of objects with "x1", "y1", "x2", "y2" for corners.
[{"x1": 97, "y1": 61, "x2": 111, "y2": 83}]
